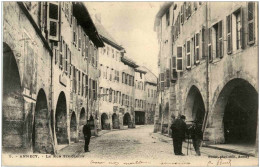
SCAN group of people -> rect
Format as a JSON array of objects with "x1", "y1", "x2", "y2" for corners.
[
  {"x1": 170, "y1": 115, "x2": 203, "y2": 156},
  {"x1": 83, "y1": 115, "x2": 203, "y2": 155}
]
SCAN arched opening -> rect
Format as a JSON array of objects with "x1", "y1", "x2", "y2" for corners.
[
  {"x1": 212, "y1": 79, "x2": 258, "y2": 145},
  {"x1": 101, "y1": 113, "x2": 110, "y2": 130},
  {"x1": 185, "y1": 86, "x2": 205, "y2": 124},
  {"x1": 135, "y1": 111, "x2": 145, "y2": 125},
  {"x1": 123, "y1": 113, "x2": 131, "y2": 127},
  {"x1": 70, "y1": 112, "x2": 77, "y2": 143},
  {"x1": 32, "y1": 89, "x2": 52, "y2": 153},
  {"x1": 112, "y1": 113, "x2": 119, "y2": 129},
  {"x1": 55, "y1": 92, "x2": 68, "y2": 144},
  {"x1": 3, "y1": 43, "x2": 24, "y2": 149},
  {"x1": 79, "y1": 108, "x2": 86, "y2": 140}
]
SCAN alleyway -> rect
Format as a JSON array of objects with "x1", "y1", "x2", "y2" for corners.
[{"x1": 58, "y1": 125, "x2": 257, "y2": 166}]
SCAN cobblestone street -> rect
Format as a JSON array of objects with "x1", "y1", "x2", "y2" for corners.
[{"x1": 57, "y1": 125, "x2": 257, "y2": 166}]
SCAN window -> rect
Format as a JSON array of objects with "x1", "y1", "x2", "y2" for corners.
[
  {"x1": 176, "y1": 46, "x2": 183, "y2": 71},
  {"x1": 248, "y1": 2, "x2": 255, "y2": 45},
  {"x1": 180, "y1": 5, "x2": 184, "y2": 24},
  {"x1": 122, "y1": 72, "x2": 125, "y2": 84},
  {"x1": 109, "y1": 68, "x2": 113, "y2": 81},
  {"x1": 159, "y1": 73, "x2": 165, "y2": 90},
  {"x1": 48, "y1": 2, "x2": 59, "y2": 41},
  {"x1": 226, "y1": 14, "x2": 232, "y2": 54},
  {"x1": 234, "y1": 8, "x2": 244, "y2": 49},
  {"x1": 186, "y1": 40, "x2": 191, "y2": 69},
  {"x1": 166, "y1": 10, "x2": 170, "y2": 26},
  {"x1": 89, "y1": 78, "x2": 92, "y2": 99},
  {"x1": 85, "y1": 35, "x2": 89, "y2": 60},
  {"x1": 125, "y1": 74, "x2": 128, "y2": 84}
]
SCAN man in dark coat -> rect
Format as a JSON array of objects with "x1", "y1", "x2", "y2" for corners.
[
  {"x1": 170, "y1": 115, "x2": 187, "y2": 155},
  {"x1": 83, "y1": 121, "x2": 92, "y2": 152},
  {"x1": 189, "y1": 120, "x2": 203, "y2": 156}
]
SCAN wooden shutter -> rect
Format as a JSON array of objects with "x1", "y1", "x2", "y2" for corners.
[
  {"x1": 248, "y1": 2, "x2": 255, "y2": 45},
  {"x1": 226, "y1": 14, "x2": 232, "y2": 54},
  {"x1": 202, "y1": 27, "x2": 206, "y2": 59},
  {"x1": 208, "y1": 28, "x2": 213, "y2": 62},
  {"x1": 240, "y1": 8, "x2": 245, "y2": 49},
  {"x1": 218, "y1": 21, "x2": 223, "y2": 58},
  {"x1": 176, "y1": 46, "x2": 183, "y2": 71},
  {"x1": 195, "y1": 33, "x2": 200, "y2": 63},
  {"x1": 186, "y1": 40, "x2": 191, "y2": 69},
  {"x1": 166, "y1": 69, "x2": 170, "y2": 87},
  {"x1": 180, "y1": 5, "x2": 184, "y2": 24}
]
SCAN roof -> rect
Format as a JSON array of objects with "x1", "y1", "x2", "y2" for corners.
[
  {"x1": 154, "y1": 2, "x2": 174, "y2": 31},
  {"x1": 121, "y1": 56, "x2": 139, "y2": 68},
  {"x1": 142, "y1": 66, "x2": 158, "y2": 85},
  {"x1": 94, "y1": 21, "x2": 124, "y2": 50},
  {"x1": 135, "y1": 66, "x2": 147, "y2": 74},
  {"x1": 73, "y1": 2, "x2": 104, "y2": 47}
]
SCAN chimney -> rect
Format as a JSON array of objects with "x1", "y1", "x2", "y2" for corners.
[{"x1": 95, "y1": 13, "x2": 101, "y2": 23}]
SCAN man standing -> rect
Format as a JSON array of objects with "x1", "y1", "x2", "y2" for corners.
[
  {"x1": 170, "y1": 115, "x2": 187, "y2": 155},
  {"x1": 83, "y1": 121, "x2": 92, "y2": 152},
  {"x1": 189, "y1": 120, "x2": 203, "y2": 156}
]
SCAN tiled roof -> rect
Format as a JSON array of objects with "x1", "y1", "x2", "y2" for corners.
[{"x1": 94, "y1": 21, "x2": 123, "y2": 50}]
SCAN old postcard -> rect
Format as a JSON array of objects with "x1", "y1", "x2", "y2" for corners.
[{"x1": 2, "y1": 1, "x2": 258, "y2": 166}]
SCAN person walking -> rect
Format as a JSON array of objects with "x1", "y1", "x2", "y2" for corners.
[
  {"x1": 170, "y1": 115, "x2": 187, "y2": 155},
  {"x1": 83, "y1": 121, "x2": 92, "y2": 152},
  {"x1": 189, "y1": 120, "x2": 203, "y2": 156}
]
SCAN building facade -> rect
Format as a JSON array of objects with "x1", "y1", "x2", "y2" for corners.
[
  {"x1": 154, "y1": 2, "x2": 258, "y2": 155},
  {"x1": 3, "y1": 2, "x2": 104, "y2": 154},
  {"x1": 95, "y1": 18, "x2": 137, "y2": 130}
]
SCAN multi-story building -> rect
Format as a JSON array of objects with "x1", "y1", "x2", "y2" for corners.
[
  {"x1": 3, "y1": 2, "x2": 104, "y2": 154},
  {"x1": 154, "y1": 2, "x2": 258, "y2": 155},
  {"x1": 95, "y1": 17, "x2": 137, "y2": 130},
  {"x1": 134, "y1": 67, "x2": 147, "y2": 125},
  {"x1": 134, "y1": 66, "x2": 158, "y2": 125},
  {"x1": 143, "y1": 67, "x2": 157, "y2": 124}
]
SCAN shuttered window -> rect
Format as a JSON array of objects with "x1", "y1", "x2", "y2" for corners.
[
  {"x1": 186, "y1": 40, "x2": 191, "y2": 68},
  {"x1": 48, "y1": 2, "x2": 59, "y2": 41},
  {"x1": 248, "y1": 2, "x2": 255, "y2": 45},
  {"x1": 177, "y1": 46, "x2": 183, "y2": 71},
  {"x1": 180, "y1": 5, "x2": 184, "y2": 24},
  {"x1": 226, "y1": 14, "x2": 232, "y2": 54},
  {"x1": 85, "y1": 75, "x2": 88, "y2": 98},
  {"x1": 59, "y1": 36, "x2": 63, "y2": 68}
]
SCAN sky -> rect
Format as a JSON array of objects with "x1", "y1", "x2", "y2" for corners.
[{"x1": 85, "y1": 2, "x2": 162, "y2": 76}]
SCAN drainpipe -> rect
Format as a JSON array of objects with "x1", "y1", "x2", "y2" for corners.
[{"x1": 202, "y1": 2, "x2": 210, "y2": 135}]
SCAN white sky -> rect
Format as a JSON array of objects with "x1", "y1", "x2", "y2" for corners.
[{"x1": 85, "y1": 2, "x2": 162, "y2": 76}]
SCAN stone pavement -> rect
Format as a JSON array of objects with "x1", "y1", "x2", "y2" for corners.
[{"x1": 56, "y1": 125, "x2": 257, "y2": 166}]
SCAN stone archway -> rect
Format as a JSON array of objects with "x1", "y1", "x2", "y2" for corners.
[
  {"x1": 70, "y1": 112, "x2": 77, "y2": 143},
  {"x1": 55, "y1": 92, "x2": 68, "y2": 144},
  {"x1": 79, "y1": 108, "x2": 86, "y2": 140},
  {"x1": 2, "y1": 43, "x2": 24, "y2": 149},
  {"x1": 101, "y1": 113, "x2": 110, "y2": 130},
  {"x1": 123, "y1": 113, "x2": 131, "y2": 127},
  {"x1": 184, "y1": 85, "x2": 205, "y2": 124},
  {"x1": 32, "y1": 89, "x2": 52, "y2": 153},
  {"x1": 210, "y1": 78, "x2": 258, "y2": 144},
  {"x1": 112, "y1": 113, "x2": 119, "y2": 129}
]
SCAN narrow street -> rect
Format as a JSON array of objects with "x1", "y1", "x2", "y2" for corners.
[{"x1": 58, "y1": 125, "x2": 256, "y2": 166}]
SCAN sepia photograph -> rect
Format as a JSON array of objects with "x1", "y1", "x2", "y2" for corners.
[{"x1": 2, "y1": 1, "x2": 259, "y2": 166}]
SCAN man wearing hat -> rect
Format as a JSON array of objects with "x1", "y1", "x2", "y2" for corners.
[
  {"x1": 170, "y1": 115, "x2": 187, "y2": 155},
  {"x1": 188, "y1": 120, "x2": 203, "y2": 156},
  {"x1": 83, "y1": 120, "x2": 92, "y2": 152}
]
